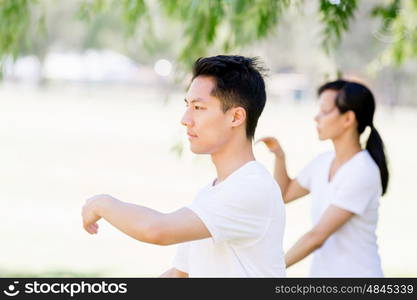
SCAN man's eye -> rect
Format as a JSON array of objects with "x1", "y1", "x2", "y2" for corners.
[{"x1": 195, "y1": 105, "x2": 202, "y2": 110}]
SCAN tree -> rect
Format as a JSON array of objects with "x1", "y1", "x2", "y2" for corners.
[{"x1": 0, "y1": 0, "x2": 416, "y2": 69}]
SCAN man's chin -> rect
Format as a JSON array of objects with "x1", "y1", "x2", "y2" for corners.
[
  {"x1": 189, "y1": 144, "x2": 210, "y2": 155},
  {"x1": 317, "y1": 134, "x2": 329, "y2": 141},
  {"x1": 190, "y1": 148, "x2": 207, "y2": 154},
  {"x1": 316, "y1": 132, "x2": 325, "y2": 141}
]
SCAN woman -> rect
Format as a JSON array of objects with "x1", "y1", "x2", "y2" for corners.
[{"x1": 259, "y1": 80, "x2": 389, "y2": 277}]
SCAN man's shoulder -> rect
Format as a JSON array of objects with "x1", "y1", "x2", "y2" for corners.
[
  {"x1": 226, "y1": 162, "x2": 281, "y2": 206},
  {"x1": 196, "y1": 161, "x2": 280, "y2": 203},
  {"x1": 231, "y1": 161, "x2": 277, "y2": 187}
]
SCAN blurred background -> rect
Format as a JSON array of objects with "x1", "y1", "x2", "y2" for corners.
[{"x1": 0, "y1": 0, "x2": 416, "y2": 277}]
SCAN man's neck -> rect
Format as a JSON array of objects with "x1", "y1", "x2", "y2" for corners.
[{"x1": 211, "y1": 137, "x2": 255, "y2": 185}]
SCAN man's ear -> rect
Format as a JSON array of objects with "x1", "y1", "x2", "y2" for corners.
[{"x1": 230, "y1": 107, "x2": 247, "y2": 128}]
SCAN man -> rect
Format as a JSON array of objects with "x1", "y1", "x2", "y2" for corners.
[{"x1": 82, "y1": 55, "x2": 286, "y2": 277}]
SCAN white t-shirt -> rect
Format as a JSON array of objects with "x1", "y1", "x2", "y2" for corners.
[
  {"x1": 172, "y1": 160, "x2": 286, "y2": 277},
  {"x1": 296, "y1": 150, "x2": 383, "y2": 277}
]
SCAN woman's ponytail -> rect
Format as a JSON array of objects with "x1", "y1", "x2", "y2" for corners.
[{"x1": 366, "y1": 125, "x2": 389, "y2": 195}]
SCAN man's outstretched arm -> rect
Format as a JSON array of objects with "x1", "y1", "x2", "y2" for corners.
[{"x1": 81, "y1": 194, "x2": 210, "y2": 245}]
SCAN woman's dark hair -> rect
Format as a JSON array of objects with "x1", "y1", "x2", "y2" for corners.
[
  {"x1": 318, "y1": 80, "x2": 389, "y2": 195},
  {"x1": 192, "y1": 55, "x2": 267, "y2": 139}
]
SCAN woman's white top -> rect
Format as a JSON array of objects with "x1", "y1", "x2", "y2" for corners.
[{"x1": 296, "y1": 150, "x2": 384, "y2": 277}]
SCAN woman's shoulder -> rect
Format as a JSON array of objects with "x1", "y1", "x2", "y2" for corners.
[
  {"x1": 310, "y1": 150, "x2": 334, "y2": 164},
  {"x1": 298, "y1": 151, "x2": 334, "y2": 177},
  {"x1": 341, "y1": 150, "x2": 381, "y2": 186},
  {"x1": 353, "y1": 150, "x2": 379, "y2": 171},
  {"x1": 358, "y1": 150, "x2": 381, "y2": 177}
]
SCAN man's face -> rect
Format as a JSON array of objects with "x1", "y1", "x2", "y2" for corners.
[{"x1": 181, "y1": 76, "x2": 234, "y2": 154}]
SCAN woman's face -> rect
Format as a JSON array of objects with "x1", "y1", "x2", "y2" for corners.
[{"x1": 314, "y1": 90, "x2": 347, "y2": 141}]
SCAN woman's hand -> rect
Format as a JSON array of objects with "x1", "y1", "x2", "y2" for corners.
[{"x1": 256, "y1": 136, "x2": 285, "y2": 158}]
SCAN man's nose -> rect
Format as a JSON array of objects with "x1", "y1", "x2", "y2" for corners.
[{"x1": 181, "y1": 111, "x2": 193, "y2": 127}]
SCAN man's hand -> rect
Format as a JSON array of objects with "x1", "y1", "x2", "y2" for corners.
[{"x1": 81, "y1": 194, "x2": 112, "y2": 235}]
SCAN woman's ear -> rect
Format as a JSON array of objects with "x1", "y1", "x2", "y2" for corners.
[
  {"x1": 344, "y1": 110, "x2": 357, "y2": 128},
  {"x1": 230, "y1": 106, "x2": 247, "y2": 128}
]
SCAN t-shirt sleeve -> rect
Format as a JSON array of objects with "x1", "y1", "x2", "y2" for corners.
[
  {"x1": 331, "y1": 173, "x2": 381, "y2": 215},
  {"x1": 296, "y1": 156, "x2": 319, "y2": 191},
  {"x1": 172, "y1": 242, "x2": 190, "y2": 273},
  {"x1": 187, "y1": 182, "x2": 273, "y2": 245}
]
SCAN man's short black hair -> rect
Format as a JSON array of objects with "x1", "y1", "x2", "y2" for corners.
[{"x1": 192, "y1": 55, "x2": 267, "y2": 139}]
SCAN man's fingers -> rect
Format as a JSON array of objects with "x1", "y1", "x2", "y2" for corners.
[
  {"x1": 89, "y1": 224, "x2": 98, "y2": 234},
  {"x1": 84, "y1": 224, "x2": 98, "y2": 235},
  {"x1": 83, "y1": 219, "x2": 99, "y2": 234},
  {"x1": 83, "y1": 225, "x2": 91, "y2": 234},
  {"x1": 91, "y1": 223, "x2": 99, "y2": 232}
]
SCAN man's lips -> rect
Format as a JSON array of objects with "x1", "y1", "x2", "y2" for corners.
[{"x1": 187, "y1": 132, "x2": 198, "y2": 138}]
